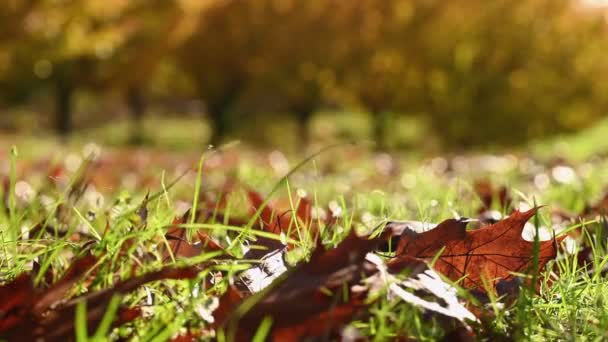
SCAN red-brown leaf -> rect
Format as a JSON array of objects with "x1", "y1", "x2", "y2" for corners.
[
  {"x1": 217, "y1": 231, "x2": 380, "y2": 340},
  {"x1": 271, "y1": 303, "x2": 364, "y2": 342},
  {"x1": 33, "y1": 254, "x2": 98, "y2": 314},
  {"x1": 248, "y1": 190, "x2": 279, "y2": 234},
  {"x1": 0, "y1": 274, "x2": 32, "y2": 332},
  {"x1": 0, "y1": 261, "x2": 198, "y2": 341},
  {"x1": 390, "y1": 208, "x2": 563, "y2": 291},
  {"x1": 474, "y1": 180, "x2": 511, "y2": 212},
  {"x1": 393, "y1": 218, "x2": 468, "y2": 256}
]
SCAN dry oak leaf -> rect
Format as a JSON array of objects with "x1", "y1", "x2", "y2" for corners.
[
  {"x1": 215, "y1": 231, "x2": 380, "y2": 341},
  {"x1": 0, "y1": 254, "x2": 198, "y2": 341},
  {"x1": 247, "y1": 190, "x2": 314, "y2": 235},
  {"x1": 389, "y1": 208, "x2": 563, "y2": 290}
]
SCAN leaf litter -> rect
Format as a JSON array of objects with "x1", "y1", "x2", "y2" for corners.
[{"x1": 3, "y1": 147, "x2": 608, "y2": 341}]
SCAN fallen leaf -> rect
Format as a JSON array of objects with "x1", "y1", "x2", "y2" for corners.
[
  {"x1": 392, "y1": 218, "x2": 469, "y2": 256},
  {"x1": 474, "y1": 180, "x2": 511, "y2": 212},
  {"x1": 217, "y1": 231, "x2": 380, "y2": 341},
  {"x1": 389, "y1": 208, "x2": 562, "y2": 291},
  {"x1": 33, "y1": 254, "x2": 99, "y2": 314},
  {"x1": 239, "y1": 248, "x2": 287, "y2": 293},
  {"x1": 0, "y1": 274, "x2": 32, "y2": 333},
  {"x1": 367, "y1": 254, "x2": 477, "y2": 324},
  {"x1": 0, "y1": 255, "x2": 199, "y2": 341},
  {"x1": 247, "y1": 190, "x2": 324, "y2": 238},
  {"x1": 163, "y1": 211, "x2": 232, "y2": 260}
]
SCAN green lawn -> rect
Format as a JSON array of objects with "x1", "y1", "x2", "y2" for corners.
[{"x1": 1, "y1": 121, "x2": 608, "y2": 341}]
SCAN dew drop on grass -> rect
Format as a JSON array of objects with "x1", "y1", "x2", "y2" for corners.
[
  {"x1": 521, "y1": 223, "x2": 553, "y2": 241},
  {"x1": 296, "y1": 188, "x2": 307, "y2": 198},
  {"x1": 563, "y1": 236, "x2": 577, "y2": 254},
  {"x1": 269, "y1": 150, "x2": 289, "y2": 176},
  {"x1": 311, "y1": 206, "x2": 327, "y2": 221},
  {"x1": 551, "y1": 165, "x2": 577, "y2": 184},
  {"x1": 15, "y1": 181, "x2": 35, "y2": 204},
  {"x1": 84, "y1": 186, "x2": 105, "y2": 210},
  {"x1": 64, "y1": 153, "x2": 82, "y2": 173},
  {"x1": 39, "y1": 195, "x2": 55, "y2": 212},
  {"x1": 533, "y1": 173, "x2": 551, "y2": 189},
  {"x1": 196, "y1": 297, "x2": 219, "y2": 323},
  {"x1": 329, "y1": 200, "x2": 343, "y2": 218},
  {"x1": 82, "y1": 143, "x2": 101, "y2": 160}
]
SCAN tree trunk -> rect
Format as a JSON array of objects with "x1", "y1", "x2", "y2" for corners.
[
  {"x1": 55, "y1": 80, "x2": 73, "y2": 139},
  {"x1": 127, "y1": 86, "x2": 146, "y2": 145},
  {"x1": 294, "y1": 108, "x2": 311, "y2": 149},
  {"x1": 373, "y1": 111, "x2": 386, "y2": 151},
  {"x1": 204, "y1": 82, "x2": 241, "y2": 147},
  {"x1": 206, "y1": 102, "x2": 227, "y2": 148}
]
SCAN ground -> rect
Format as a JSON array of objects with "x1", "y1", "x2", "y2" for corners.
[{"x1": 1, "y1": 119, "x2": 608, "y2": 341}]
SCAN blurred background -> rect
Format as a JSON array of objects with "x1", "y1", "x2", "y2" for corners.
[{"x1": 1, "y1": 0, "x2": 607, "y2": 153}]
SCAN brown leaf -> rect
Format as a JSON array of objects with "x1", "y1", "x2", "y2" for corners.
[
  {"x1": 165, "y1": 228, "x2": 204, "y2": 260},
  {"x1": 248, "y1": 190, "x2": 280, "y2": 234},
  {"x1": 0, "y1": 258, "x2": 198, "y2": 341},
  {"x1": 0, "y1": 274, "x2": 33, "y2": 333},
  {"x1": 164, "y1": 213, "x2": 232, "y2": 260},
  {"x1": 295, "y1": 196, "x2": 312, "y2": 226},
  {"x1": 33, "y1": 254, "x2": 98, "y2": 314},
  {"x1": 212, "y1": 286, "x2": 245, "y2": 329},
  {"x1": 271, "y1": 303, "x2": 363, "y2": 341},
  {"x1": 217, "y1": 231, "x2": 380, "y2": 341},
  {"x1": 37, "y1": 266, "x2": 198, "y2": 341},
  {"x1": 474, "y1": 180, "x2": 511, "y2": 212},
  {"x1": 392, "y1": 218, "x2": 469, "y2": 256},
  {"x1": 243, "y1": 190, "x2": 290, "y2": 260},
  {"x1": 247, "y1": 190, "x2": 320, "y2": 237},
  {"x1": 117, "y1": 306, "x2": 143, "y2": 325},
  {"x1": 390, "y1": 208, "x2": 563, "y2": 291},
  {"x1": 0, "y1": 254, "x2": 98, "y2": 336},
  {"x1": 369, "y1": 254, "x2": 477, "y2": 324}
]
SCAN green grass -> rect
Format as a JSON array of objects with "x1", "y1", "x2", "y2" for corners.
[{"x1": 2, "y1": 127, "x2": 608, "y2": 341}]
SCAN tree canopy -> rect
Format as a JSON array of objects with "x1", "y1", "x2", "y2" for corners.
[{"x1": 0, "y1": 0, "x2": 606, "y2": 149}]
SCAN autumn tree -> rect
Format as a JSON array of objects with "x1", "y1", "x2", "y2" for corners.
[
  {"x1": 0, "y1": 1, "x2": 38, "y2": 42},
  {"x1": 2, "y1": 0, "x2": 606, "y2": 148},
  {"x1": 91, "y1": 0, "x2": 189, "y2": 144},
  {"x1": 400, "y1": 0, "x2": 608, "y2": 148},
  {"x1": 177, "y1": 0, "x2": 254, "y2": 146},
  {"x1": 236, "y1": 0, "x2": 346, "y2": 145},
  {"x1": 1, "y1": 0, "x2": 192, "y2": 140},
  {"x1": 328, "y1": 1, "x2": 431, "y2": 149},
  {"x1": 4, "y1": 0, "x2": 114, "y2": 137},
  {"x1": 0, "y1": 1, "x2": 44, "y2": 108},
  {"x1": 180, "y1": 0, "x2": 350, "y2": 146}
]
